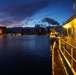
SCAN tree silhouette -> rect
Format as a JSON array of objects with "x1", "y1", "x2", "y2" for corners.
[{"x1": 2, "y1": 27, "x2": 7, "y2": 35}]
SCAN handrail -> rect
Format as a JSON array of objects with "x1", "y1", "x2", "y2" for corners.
[
  {"x1": 60, "y1": 38, "x2": 76, "y2": 49},
  {"x1": 58, "y1": 37, "x2": 76, "y2": 75},
  {"x1": 61, "y1": 45, "x2": 76, "y2": 63}
]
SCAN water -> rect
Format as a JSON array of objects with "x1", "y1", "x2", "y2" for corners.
[{"x1": 0, "y1": 35, "x2": 51, "y2": 75}]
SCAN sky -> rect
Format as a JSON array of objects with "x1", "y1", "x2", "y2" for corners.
[{"x1": 0, "y1": 0, "x2": 74, "y2": 27}]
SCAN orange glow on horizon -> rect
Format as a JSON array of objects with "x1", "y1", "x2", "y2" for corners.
[{"x1": 0, "y1": 29, "x2": 2, "y2": 34}]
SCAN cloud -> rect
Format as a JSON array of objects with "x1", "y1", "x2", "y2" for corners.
[
  {"x1": 42, "y1": 18, "x2": 59, "y2": 25},
  {"x1": 0, "y1": 0, "x2": 51, "y2": 27}
]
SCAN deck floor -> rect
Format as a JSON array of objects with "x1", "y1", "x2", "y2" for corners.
[{"x1": 54, "y1": 49, "x2": 64, "y2": 75}]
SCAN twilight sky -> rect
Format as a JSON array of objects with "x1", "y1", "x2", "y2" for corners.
[{"x1": 0, "y1": 0, "x2": 74, "y2": 27}]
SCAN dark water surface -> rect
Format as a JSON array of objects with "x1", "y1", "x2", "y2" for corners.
[{"x1": 0, "y1": 35, "x2": 51, "y2": 75}]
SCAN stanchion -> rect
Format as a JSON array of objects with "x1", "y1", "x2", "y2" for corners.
[{"x1": 52, "y1": 41, "x2": 56, "y2": 75}]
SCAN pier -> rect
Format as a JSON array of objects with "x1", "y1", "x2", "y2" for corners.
[{"x1": 51, "y1": 37, "x2": 76, "y2": 75}]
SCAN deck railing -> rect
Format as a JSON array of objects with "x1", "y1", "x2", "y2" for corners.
[{"x1": 58, "y1": 37, "x2": 76, "y2": 75}]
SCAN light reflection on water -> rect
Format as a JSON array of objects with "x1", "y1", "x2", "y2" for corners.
[
  {"x1": 0, "y1": 35, "x2": 51, "y2": 75},
  {"x1": 0, "y1": 36, "x2": 3, "y2": 47}
]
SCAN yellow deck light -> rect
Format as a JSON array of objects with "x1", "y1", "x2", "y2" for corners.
[{"x1": 63, "y1": 24, "x2": 71, "y2": 29}]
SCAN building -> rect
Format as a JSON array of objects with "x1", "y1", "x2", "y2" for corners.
[
  {"x1": 63, "y1": 13, "x2": 76, "y2": 36},
  {"x1": 63, "y1": 0, "x2": 76, "y2": 36}
]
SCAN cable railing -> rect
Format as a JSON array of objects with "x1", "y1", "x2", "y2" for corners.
[{"x1": 58, "y1": 38, "x2": 76, "y2": 75}]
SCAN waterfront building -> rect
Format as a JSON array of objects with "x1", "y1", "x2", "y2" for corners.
[{"x1": 63, "y1": 0, "x2": 76, "y2": 36}]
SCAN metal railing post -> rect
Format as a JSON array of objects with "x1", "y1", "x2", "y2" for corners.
[
  {"x1": 59, "y1": 38, "x2": 61, "y2": 50},
  {"x1": 52, "y1": 41, "x2": 55, "y2": 75},
  {"x1": 71, "y1": 47, "x2": 73, "y2": 68},
  {"x1": 63, "y1": 42, "x2": 66, "y2": 55}
]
